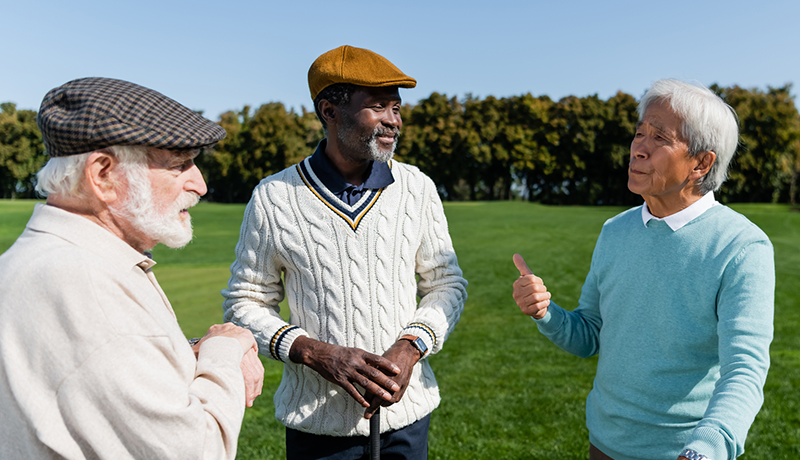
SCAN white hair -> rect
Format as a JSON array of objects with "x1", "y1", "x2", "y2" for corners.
[
  {"x1": 35, "y1": 145, "x2": 197, "y2": 249},
  {"x1": 35, "y1": 145, "x2": 150, "y2": 197},
  {"x1": 638, "y1": 79, "x2": 739, "y2": 194}
]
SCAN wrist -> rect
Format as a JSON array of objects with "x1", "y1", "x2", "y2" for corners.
[
  {"x1": 289, "y1": 335, "x2": 315, "y2": 364},
  {"x1": 679, "y1": 449, "x2": 709, "y2": 460},
  {"x1": 399, "y1": 334, "x2": 427, "y2": 358}
]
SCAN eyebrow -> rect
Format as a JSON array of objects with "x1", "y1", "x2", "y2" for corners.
[
  {"x1": 635, "y1": 120, "x2": 669, "y2": 134},
  {"x1": 364, "y1": 94, "x2": 402, "y2": 105}
]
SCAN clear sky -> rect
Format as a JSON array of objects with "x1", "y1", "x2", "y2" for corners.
[{"x1": 3, "y1": 0, "x2": 799, "y2": 120}]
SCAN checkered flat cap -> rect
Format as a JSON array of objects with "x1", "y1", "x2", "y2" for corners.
[{"x1": 37, "y1": 77, "x2": 226, "y2": 157}]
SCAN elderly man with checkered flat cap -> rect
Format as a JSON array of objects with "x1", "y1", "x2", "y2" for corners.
[
  {"x1": 222, "y1": 45, "x2": 468, "y2": 459},
  {"x1": 0, "y1": 77, "x2": 264, "y2": 460}
]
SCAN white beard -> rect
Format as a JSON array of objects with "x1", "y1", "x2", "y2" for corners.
[
  {"x1": 365, "y1": 129, "x2": 396, "y2": 163},
  {"x1": 115, "y1": 164, "x2": 199, "y2": 249},
  {"x1": 337, "y1": 110, "x2": 398, "y2": 164}
]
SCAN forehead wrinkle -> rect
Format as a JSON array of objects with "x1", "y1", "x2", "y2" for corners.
[{"x1": 639, "y1": 116, "x2": 676, "y2": 137}]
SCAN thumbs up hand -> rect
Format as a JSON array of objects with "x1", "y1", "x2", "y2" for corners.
[{"x1": 512, "y1": 253, "x2": 551, "y2": 319}]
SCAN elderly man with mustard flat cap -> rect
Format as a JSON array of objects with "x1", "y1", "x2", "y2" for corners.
[
  {"x1": 223, "y1": 45, "x2": 468, "y2": 459},
  {"x1": 0, "y1": 77, "x2": 264, "y2": 460}
]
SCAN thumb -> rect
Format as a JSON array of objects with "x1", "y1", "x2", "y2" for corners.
[{"x1": 513, "y1": 253, "x2": 534, "y2": 276}]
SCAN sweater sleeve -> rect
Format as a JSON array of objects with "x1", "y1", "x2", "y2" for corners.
[
  {"x1": 401, "y1": 179, "x2": 468, "y2": 356},
  {"x1": 683, "y1": 239, "x2": 775, "y2": 460},
  {"x1": 57, "y1": 335, "x2": 245, "y2": 460},
  {"x1": 222, "y1": 187, "x2": 309, "y2": 362}
]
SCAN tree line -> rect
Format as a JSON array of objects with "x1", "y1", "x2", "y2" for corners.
[{"x1": 2, "y1": 85, "x2": 799, "y2": 205}]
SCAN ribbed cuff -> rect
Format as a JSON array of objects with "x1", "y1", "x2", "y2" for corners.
[
  {"x1": 685, "y1": 425, "x2": 732, "y2": 460},
  {"x1": 401, "y1": 322, "x2": 436, "y2": 357},
  {"x1": 268, "y1": 325, "x2": 309, "y2": 363}
]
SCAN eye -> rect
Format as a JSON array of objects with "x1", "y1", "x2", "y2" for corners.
[{"x1": 173, "y1": 159, "x2": 193, "y2": 172}]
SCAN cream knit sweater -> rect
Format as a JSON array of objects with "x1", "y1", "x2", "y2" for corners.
[{"x1": 223, "y1": 157, "x2": 467, "y2": 436}]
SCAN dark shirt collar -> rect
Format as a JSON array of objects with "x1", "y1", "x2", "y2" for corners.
[{"x1": 309, "y1": 139, "x2": 394, "y2": 193}]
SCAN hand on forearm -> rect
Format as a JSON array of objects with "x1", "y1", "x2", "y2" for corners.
[
  {"x1": 364, "y1": 339, "x2": 420, "y2": 418},
  {"x1": 289, "y1": 336, "x2": 401, "y2": 407},
  {"x1": 240, "y1": 347, "x2": 264, "y2": 407},
  {"x1": 192, "y1": 323, "x2": 264, "y2": 407}
]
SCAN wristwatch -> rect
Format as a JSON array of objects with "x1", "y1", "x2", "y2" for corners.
[
  {"x1": 400, "y1": 334, "x2": 427, "y2": 358},
  {"x1": 679, "y1": 449, "x2": 709, "y2": 460}
]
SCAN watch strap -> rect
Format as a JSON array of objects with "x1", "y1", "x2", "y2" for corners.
[
  {"x1": 679, "y1": 449, "x2": 709, "y2": 460},
  {"x1": 400, "y1": 334, "x2": 427, "y2": 358}
]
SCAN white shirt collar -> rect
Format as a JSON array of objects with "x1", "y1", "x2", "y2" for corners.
[{"x1": 641, "y1": 192, "x2": 719, "y2": 231}]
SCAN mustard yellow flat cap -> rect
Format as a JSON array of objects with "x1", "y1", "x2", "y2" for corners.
[{"x1": 308, "y1": 45, "x2": 417, "y2": 99}]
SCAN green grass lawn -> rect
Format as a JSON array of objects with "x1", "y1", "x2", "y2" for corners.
[{"x1": 1, "y1": 200, "x2": 798, "y2": 459}]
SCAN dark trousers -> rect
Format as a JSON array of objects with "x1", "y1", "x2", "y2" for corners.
[
  {"x1": 286, "y1": 414, "x2": 431, "y2": 460},
  {"x1": 589, "y1": 443, "x2": 614, "y2": 460}
]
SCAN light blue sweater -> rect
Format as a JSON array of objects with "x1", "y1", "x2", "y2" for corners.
[{"x1": 535, "y1": 205, "x2": 774, "y2": 460}]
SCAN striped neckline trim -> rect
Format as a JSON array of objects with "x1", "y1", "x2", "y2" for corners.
[{"x1": 296, "y1": 158, "x2": 390, "y2": 231}]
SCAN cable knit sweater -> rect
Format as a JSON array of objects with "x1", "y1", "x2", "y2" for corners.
[{"x1": 222, "y1": 155, "x2": 467, "y2": 437}]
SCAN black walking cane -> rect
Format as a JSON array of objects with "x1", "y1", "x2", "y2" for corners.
[{"x1": 370, "y1": 407, "x2": 380, "y2": 460}]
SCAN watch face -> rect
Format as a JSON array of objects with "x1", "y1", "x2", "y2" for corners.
[{"x1": 414, "y1": 337, "x2": 428, "y2": 354}]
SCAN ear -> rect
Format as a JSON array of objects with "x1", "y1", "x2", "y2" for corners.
[
  {"x1": 84, "y1": 151, "x2": 122, "y2": 204},
  {"x1": 318, "y1": 99, "x2": 338, "y2": 127},
  {"x1": 690, "y1": 150, "x2": 716, "y2": 181}
]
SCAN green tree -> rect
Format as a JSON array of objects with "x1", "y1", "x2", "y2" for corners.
[
  {"x1": 506, "y1": 93, "x2": 555, "y2": 202},
  {"x1": 536, "y1": 95, "x2": 603, "y2": 204},
  {"x1": 715, "y1": 84, "x2": 800, "y2": 203},
  {"x1": 198, "y1": 103, "x2": 323, "y2": 203},
  {"x1": 0, "y1": 103, "x2": 46, "y2": 198},
  {"x1": 589, "y1": 91, "x2": 640, "y2": 206},
  {"x1": 396, "y1": 93, "x2": 471, "y2": 200},
  {"x1": 462, "y1": 95, "x2": 519, "y2": 200}
]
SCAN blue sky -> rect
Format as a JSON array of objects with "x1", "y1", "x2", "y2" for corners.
[{"x1": 3, "y1": 0, "x2": 799, "y2": 120}]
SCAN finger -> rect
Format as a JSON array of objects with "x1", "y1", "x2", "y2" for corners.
[
  {"x1": 360, "y1": 363, "x2": 401, "y2": 392},
  {"x1": 205, "y1": 323, "x2": 258, "y2": 355},
  {"x1": 241, "y1": 348, "x2": 264, "y2": 407},
  {"x1": 363, "y1": 394, "x2": 382, "y2": 419},
  {"x1": 519, "y1": 289, "x2": 551, "y2": 306},
  {"x1": 363, "y1": 353, "x2": 401, "y2": 376},
  {"x1": 513, "y1": 275, "x2": 544, "y2": 292},
  {"x1": 340, "y1": 380, "x2": 370, "y2": 407},
  {"x1": 356, "y1": 372, "x2": 396, "y2": 401},
  {"x1": 523, "y1": 297, "x2": 551, "y2": 318},
  {"x1": 513, "y1": 253, "x2": 534, "y2": 276}
]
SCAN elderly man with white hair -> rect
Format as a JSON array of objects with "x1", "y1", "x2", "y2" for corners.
[
  {"x1": 512, "y1": 79, "x2": 774, "y2": 460},
  {"x1": 0, "y1": 77, "x2": 263, "y2": 460}
]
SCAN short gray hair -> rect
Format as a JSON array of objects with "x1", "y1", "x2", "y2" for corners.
[
  {"x1": 35, "y1": 145, "x2": 150, "y2": 197},
  {"x1": 638, "y1": 79, "x2": 739, "y2": 194},
  {"x1": 313, "y1": 83, "x2": 358, "y2": 132}
]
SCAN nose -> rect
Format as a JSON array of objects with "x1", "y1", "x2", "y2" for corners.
[
  {"x1": 185, "y1": 163, "x2": 208, "y2": 197},
  {"x1": 383, "y1": 109, "x2": 401, "y2": 130},
  {"x1": 630, "y1": 137, "x2": 649, "y2": 159}
]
